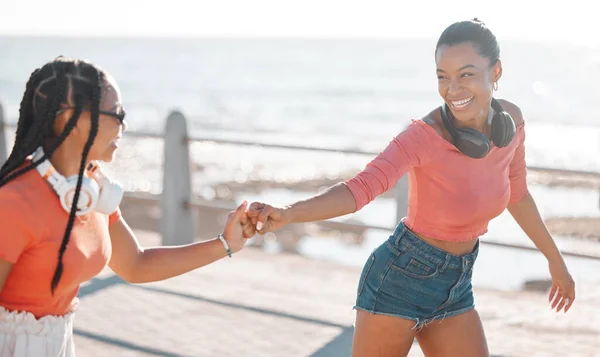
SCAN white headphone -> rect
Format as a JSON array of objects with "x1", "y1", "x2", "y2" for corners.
[{"x1": 32, "y1": 146, "x2": 124, "y2": 216}]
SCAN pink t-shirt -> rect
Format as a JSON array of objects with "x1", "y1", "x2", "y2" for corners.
[{"x1": 344, "y1": 119, "x2": 528, "y2": 242}]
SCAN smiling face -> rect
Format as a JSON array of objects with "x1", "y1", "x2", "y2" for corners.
[{"x1": 435, "y1": 42, "x2": 502, "y2": 125}]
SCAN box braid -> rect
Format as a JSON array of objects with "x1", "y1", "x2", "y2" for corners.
[{"x1": 0, "y1": 56, "x2": 105, "y2": 294}]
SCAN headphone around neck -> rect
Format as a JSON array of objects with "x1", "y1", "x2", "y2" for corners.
[
  {"x1": 440, "y1": 97, "x2": 516, "y2": 159},
  {"x1": 32, "y1": 147, "x2": 124, "y2": 216}
]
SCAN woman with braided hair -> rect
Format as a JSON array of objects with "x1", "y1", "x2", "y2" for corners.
[{"x1": 0, "y1": 56, "x2": 256, "y2": 357}]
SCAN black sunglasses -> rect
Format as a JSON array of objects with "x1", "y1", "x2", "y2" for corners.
[
  {"x1": 100, "y1": 108, "x2": 126, "y2": 124},
  {"x1": 57, "y1": 106, "x2": 126, "y2": 124}
]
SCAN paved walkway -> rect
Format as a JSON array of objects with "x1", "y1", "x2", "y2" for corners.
[{"x1": 73, "y1": 231, "x2": 600, "y2": 357}]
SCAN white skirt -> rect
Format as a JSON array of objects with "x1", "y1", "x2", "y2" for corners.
[{"x1": 0, "y1": 307, "x2": 75, "y2": 357}]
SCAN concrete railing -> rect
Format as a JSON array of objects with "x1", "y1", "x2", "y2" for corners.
[{"x1": 0, "y1": 101, "x2": 598, "y2": 260}]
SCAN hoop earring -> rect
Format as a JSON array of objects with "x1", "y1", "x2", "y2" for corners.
[{"x1": 493, "y1": 81, "x2": 499, "y2": 91}]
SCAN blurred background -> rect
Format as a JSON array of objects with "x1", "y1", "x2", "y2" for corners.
[{"x1": 1, "y1": 1, "x2": 599, "y2": 356}]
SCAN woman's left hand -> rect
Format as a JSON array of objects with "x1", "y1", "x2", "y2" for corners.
[
  {"x1": 222, "y1": 201, "x2": 253, "y2": 254},
  {"x1": 548, "y1": 260, "x2": 575, "y2": 313}
]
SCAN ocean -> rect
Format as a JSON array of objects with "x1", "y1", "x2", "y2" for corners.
[{"x1": 1, "y1": 36, "x2": 599, "y2": 290}]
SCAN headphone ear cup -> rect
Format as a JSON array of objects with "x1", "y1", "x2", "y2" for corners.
[
  {"x1": 95, "y1": 176, "x2": 124, "y2": 215},
  {"x1": 58, "y1": 176, "x2": 100, "y2": 216},
  {"x1": 454, "y1": 127, "x2": 491, "y2": 159},
  {"x1": 441, "y1": 104, "x2": 491, "y2": 159},
  {"x1": 491, "y1": 112, "x2": 516, "y2": 148}
]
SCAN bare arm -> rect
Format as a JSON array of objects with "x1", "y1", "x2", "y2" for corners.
[
  {"x1": 248, "y1": 181, "x2": 363, "y2": 234},
  {"x1": 108, "y1": 201, "x2": 255, "y2": 284},
  {"x1": 286, "y1": 183, "x2": 357, "y2": 223},
  {"x1": 507, "y1": 193, "x2": 563, "y2": 264},
  {"x1": 108, "y1": 220, "x2": 229, "y2": 283},
  {"x1": 507, "y1": 191, "x2": 575, "y2": 312},
  {"x1": 501, "y1": 98, "x2": 574, "y2": 313},
  {"x1": 249, "y1": 121, "x2": 440, "y2": 234},
  {"x1": 248, "y1": 183, "x2": 358, "y2": 234},
  {"x1": 502, "y1": 98, "x2": 562, "y2": 263}
]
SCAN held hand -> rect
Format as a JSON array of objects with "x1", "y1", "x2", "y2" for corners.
[
  {"x1": 548, "y1": 260, "x2": 575, "y2": 313},
  {"x1": 240, "y1": 208, "x2": 257, "y2": 239},
  {"x1": 247, "y1": 202, "x2": 291, "y2": 235},
  {"x1": 222, "y1": 201, "x2": 252, "y2": 254}
]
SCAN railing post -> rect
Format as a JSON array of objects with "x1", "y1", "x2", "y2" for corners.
[
  {"x1": 159, "y1": 111, "x2": 195, "y2": 246},
  {"x1": 0, "y1": 101, "x2": 7, "y2": 167}
]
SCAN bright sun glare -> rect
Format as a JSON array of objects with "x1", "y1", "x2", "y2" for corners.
[{"x1": 0, "y1": 0, "x2": 598, "y2": 47}]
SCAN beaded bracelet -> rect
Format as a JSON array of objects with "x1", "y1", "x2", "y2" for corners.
[{"x1": 218, "y1": 234, "x2": 232, "y2": 258}]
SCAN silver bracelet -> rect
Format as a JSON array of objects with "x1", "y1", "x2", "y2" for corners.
[{"x1": 218, "y1": 234, "x2": 232, "y2": 258}]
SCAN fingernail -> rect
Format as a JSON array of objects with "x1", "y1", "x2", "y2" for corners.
[{"x1": 256, "y1": 222, "x2": 263, "y2": 230}]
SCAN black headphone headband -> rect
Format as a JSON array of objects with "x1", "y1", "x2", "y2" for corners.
[
  {"x1": 440, "y1": 101, "x2": 460, "y2": 139},
  {"x1": 490, "y1": 97, "x2": 503, "y2": 115},
  {"x1": 440, "y1": 97, "x2": 516, "y2": 159}
]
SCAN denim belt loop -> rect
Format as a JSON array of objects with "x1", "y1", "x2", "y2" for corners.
[
  {"x1": 439, "y1": 254, "x2": 451, "y2": 273},
  {"x1": 394, "y1": 224, "x2": 408, "y2": 246},
  {"x1": 462, "y1": 256, "x2": 472, "y2": 272}
]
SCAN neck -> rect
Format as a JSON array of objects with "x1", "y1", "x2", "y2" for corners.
[
  {"x1": 42, "y1": 139, "x2": 88, "y2": 178},
  {"x1": 454, "y1": 107, "x2": 493, "y2": 134}
]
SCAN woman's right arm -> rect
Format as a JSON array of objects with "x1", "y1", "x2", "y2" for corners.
[
  {"x1": 248, "y1": 120, "x2": 439, "y2": 234},
  {"x1": 282, "y1": 182, "x2": 357, "y2": 222},
  {"x1": 248, "y1": 183, "x2": 355, "y2": 234}
]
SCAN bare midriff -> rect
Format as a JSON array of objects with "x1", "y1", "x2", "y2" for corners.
[{"x1": 411, "y1": 230, "x2": 478, "y2": 256}]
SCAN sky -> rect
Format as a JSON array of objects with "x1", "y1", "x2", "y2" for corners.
[{"x1": 0, "y1": 0, "x2": 598, "y2": 46}]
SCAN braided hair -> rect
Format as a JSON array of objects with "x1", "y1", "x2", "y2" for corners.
[{"x1": 0, "y1": 56, "x2": 105, "y2": 294}]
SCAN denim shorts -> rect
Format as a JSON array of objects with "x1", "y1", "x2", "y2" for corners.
[{"x1": 354, "y1": 221, "x2": 479, "y2": 330}]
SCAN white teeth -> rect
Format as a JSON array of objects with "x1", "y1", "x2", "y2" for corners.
[{"x1": 451, "y1": 97, "x2": 474, "y2": 108}]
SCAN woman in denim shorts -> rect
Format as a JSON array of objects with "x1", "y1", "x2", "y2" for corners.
[{"x1": 247, "y1": 18, "x2": 576, "y2": 357}]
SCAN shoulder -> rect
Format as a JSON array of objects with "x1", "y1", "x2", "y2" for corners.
[
  {"x1": 496, "y1": 98, "x2": 524, "y2": 127},
  {"x1": 0, "y1": 181, "x2": 34, "y2": 214},
  {"x1": 421, "y1": 106, "x2": 453, "y2": 142},
  {"x1": 0, "y1": 178, "x2": 44, "y2": 260},
  {"x1": 386, "y1": 109, "x2": 448, "y2": 162},
  {"x1": 0, "y1": 167, "x2": 45, "y2": 215},
  {"x1": 0, "y1": 184, "x2": 39, "y2": 237},
  {"x1": 0, "y1": 169, "x2": 47, "y2": 233}
]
